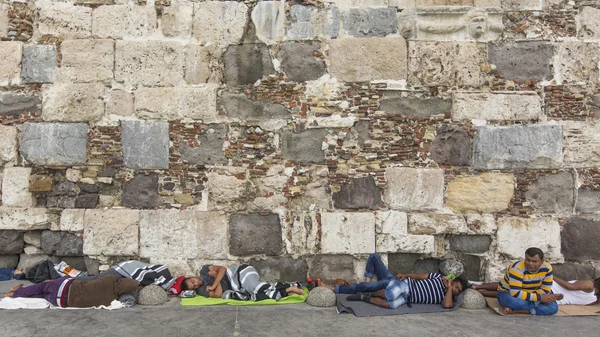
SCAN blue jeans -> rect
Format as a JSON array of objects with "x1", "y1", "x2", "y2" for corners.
[
  {"x1": 497, "y1": 290, "x2": 558, "y2": 316},
  {"x1": 385, "y1": 279, "x2": 410, "y2": 309},
  {"x1": 335, "y1": 253, "x2": 394, "y2": 294}
]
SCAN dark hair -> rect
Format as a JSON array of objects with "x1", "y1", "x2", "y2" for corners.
[
  {"x1": 181, "y1": 277, "x2": 190, "y2": 291},
  {"x1": 594, "y1": 278, "x2": 600, "y2": 295},
  {"x1": 455, "y1": 276, "x2": 468, "y2": 293},
  {"x1": 525, "y1": 247, "x2": 544, "y2": 260}
]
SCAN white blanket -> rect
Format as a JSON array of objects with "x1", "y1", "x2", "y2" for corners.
[{"x1": 0, "y1": 297, "x2": 125, "y2": 310}]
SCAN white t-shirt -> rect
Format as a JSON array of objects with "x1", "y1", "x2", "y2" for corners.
[{"x1": 552, "y1": 280, "x2": 597, "y2": 305}]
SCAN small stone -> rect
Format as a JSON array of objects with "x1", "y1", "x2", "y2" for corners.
[
  {"x1": 29, "y1": 180, "x2": 53, "y2": 192},
  {"x1": 439, "y1": 259, "x2": 464, "y2": 277},
  {"x1": 137, "y1": 285, "x2": 168, "y2": 305},
  {"x1": 461, "y1": 289, "x2": 487, "y2": 309},
  {"x1": 306, "y1": 287, "x2": 336, "y2": 307},
  {"x1": 66, "y1": 169, "x2": 81, "y2": 182}
]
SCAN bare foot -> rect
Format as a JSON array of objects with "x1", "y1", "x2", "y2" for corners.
[
  {"x1": 317, "y1": 280, "x2": 335, "y2": 291},
  {"x1": 553, "y1": 293, "x2": 564, "y2": 301},
  {"x1": 286, "y1": 285, "x2": 305, "y2": 296},
  {"x1": 365, "y1": 277, "x2": 372, "y2": 283},
  {"x1": 9, "y1": 284, "x2": 23, "y2": 292},
  {"x1": 502, "y1": 306, "x2": 513, "y2": 315}
]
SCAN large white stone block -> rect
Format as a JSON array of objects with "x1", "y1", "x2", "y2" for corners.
[
  {"x1": 376, "y1": 234, "x2": 435, "y2": 254},
  {"x1": 115, "y1": 40, "x2": 185, "y2": 87},
  {"x1": 375, "y1": 211, "x2": 408, "y2": 236},
  {"x1": 192, "y1": 1, "x2": 249, "y2": 47},
  {"x1": 60, "y1": 209, "x2": 85, "y2": 232},
  {"x1": 251, "y1": 1, "x2": 285, "y2": 45},
  {"x1": 563, "y1": 121, "x2": 600, "y2": 168},
  {"x1": 496, "y1": 217, "x2": 563, "y2": 263},
  {"x1": 56, "y1": 39, "x2": 114, "y2": 83},
  {"x1": 446, "y1": 173, "x2": 514, "y2": 213},
  {"x1": 0, "y1": 42, "x2": 22, "y2": 86},
  {"x1": 135, "y1": 85, "x2": 218, "y2": 121},
  {"x1": 384, "y1": 168, "x2": 444, "y2": 211},
  {"x1": 0, "y1": 3, "x2": 8, "y2": 39},
  {"x1": 1, "y1": 167, "x2": 34, "y2": 207},
  {"x1": 452, "y1": 92, "x2": 542, "y2": 121},
  {"x1": 83, "y1": 209, "x2": 139, "y2": 256},
  {"x1": 321, "y1": 212, "x2": 375, "y2": 254},
  {"x1": 408, "y1": 213, "x2": 468, "y2": 234},
  {"x1": 207, "y1": 172, "x2": 249, "y2": 212},
  {"x1": 576, "y1": 6, "x2": 600, "y2": 41},
  {"x1": 465, "y1": 213, "x2": 497, "y2": 235},
  {"x1": 42, "y1": 84, "x2": 105, "y2": 122},
  {"x1": 556, "y1": 42, "x2": 600, "y2": 85},
  {"x1": 161, "y1": 2, "x2": 193, "y2": 37},
  {"x1": 0, "y1": 207, "x2": 53, "y2": 230},
  {"x1": 185, "y1": 44, "x2": 221, "y2": 84},
  {"x1": 92, "y1": 4, "x2": 157, "y2": 38},
  {"x1": 36, "y1": 3, "x2": 92, "y2": 39},
  {"x1": 0, "y1": 125, "x2": 18, "y2": 166}
]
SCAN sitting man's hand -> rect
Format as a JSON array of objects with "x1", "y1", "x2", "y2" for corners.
[
  {"x1": 540, "y1": 294, "x2": 556, "y2": 304},
  {"x1": 206, "y1": 285, "x2": 215, "y2": 291},
  {"x1": 396, "y1": 273, "x2": 405, "y2": 280}
]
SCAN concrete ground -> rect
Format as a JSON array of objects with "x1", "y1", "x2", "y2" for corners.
[{"x1": 1, "y1": 280, "x2": 598, "y2": 337}]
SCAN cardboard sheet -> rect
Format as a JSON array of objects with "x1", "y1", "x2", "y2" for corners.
[{"x1": 485, "y1": 297, "x2": 599, "y2": 317}]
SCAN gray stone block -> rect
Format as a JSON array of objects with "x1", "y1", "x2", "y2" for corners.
[
  {"x1": 121, "y1": 120, "x2": 169, "y2": 170},
  {"x1": 229, "y1": 213, "x2": 282, "y2": 256},
  {"x1": 50, "y1": 181, "x2": 77, "y2": 196},
  {"x1": 179, "y1": 125, "x2": 227, "y2": 166},
  {"x1": 224, "y1": 43, "x2": 275, "y2": 86},
  {"x1": 122, "y1": 174, "x2": 161, "y2": 209},
  {"x1": 488, "y1": 42, "x2": 554, "y2": 81},
  {"x1": 84, "y1": 257, "x2": 100, "y2": 276},
  {"x1": 430, "y1": 125, "x2": 473, "y2": 166},
  {"x1": 525, "y1": 172, "x2": 574, "y2": 213},
  {"x1": 388, "y1": 253, "x2": 440, "y2": 274},
  {"x1": 333, "y1": 176, "x2": 383, "y2": 210},
  {"x1": 220, "y1": 92, "x2": 288, "y2": 122},
  {"x1": 439, "y1": 259, "x2": 464, "y2": 277},
  {"x1": 0, "y1": 230, "x2": 24, "y2": 254},
  {"x1": 280, "y1": 41, "x2": 326, "y2": 82},
  {"x1": 75, "y1": 194, "x2": 99, "y2": 208},
  {"x1": 20, "y1": 123, "x2": 87, "y2": 166},
  {"x1": 379, "y1": 94, "x2": 451, "y2": 118},
  {"x1": 474, "y1": 124, "x2": 563, "y2": 169},
  {"x1": 21, "y1": 45, "x2": 57, "y2": 84},
  {"x1": 308, "y1": 255, "x2": 356, "y2": 283},
  {"x1": 456, "y1": 254, "x2": 481, "y2": 281},
  {"x1": 282, "y1": 129, "x2": 327, "y2": 163},
  {"x1": 576, "y1": 189, "x2": 600, "y2": 213},
  {"x1": 0, "y1": 92, "x2": 41, "y2": 118},
  {"x1": 449, "y1": 235, "x2": 491, "y2": 254},
  {"x1": 341, "y1": 7, "x2": 397, "y2": 37},
  {"x1": 41, "y1": 230, "x2": 83, "y2": 256},
  {"x1": 79, "y1": 183, "x2": 100, "y2": 194},
  {"x1": 552, "y1": 263, "x2": 598, "y2": 280},
  {"x1": 286, "y1": 4, "x2": 339, "y2": 40},
  {"x1": 562, "y1": 216, "x2": 600, "y2": 261},
  {"x1": 247, "y1": 257, "x2": 308, "y2": 282},
  {"x1": 17, "y1": 253, "x2": 50, "y2": 271},
  {"x1": 0, "y1": 255, "x2": 19, "y2": 268}
]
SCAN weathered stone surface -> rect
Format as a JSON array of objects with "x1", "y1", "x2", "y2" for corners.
[
  {"x1": 0, "y1": 3, "x2": 8, "y2": 39},
  {"x1": 138, "y1": 285, "x2": 168, "y2": 305},
  {"x1": 0, "y1": 255, "x2": 18, "y2": 268},
  {"x1": 60, "y1": 209, "x2": 85, "y2": 232},
  {"x1": 92, "y1": 4, "x2": 156, "y2": 38},
  {"x1": 456, "y1": 254, "x2": 482, "y2": 281},
  {"x1": 333, "y1": 176, "x2": 383, "y2": 210},
  {"x1": 83, "y1": 209, "x2": 139, "y2": 256},
  {"x1": 36, "y1": 3, "x2": 92, "y2": 39},
  {"x1": 408, "y1": 42, "x2": 486, "y2": 87},
  {"x1": 525, "y1": 172, "x2": 574, "y2": 214},
  {"x1": 42, "y1": 84, "x2": 105, "y2": 122},
  {"x1": 251, "y1": 1, "x2": 285, "y2": 45},
  {"x1": 286, "y1": 4, "x2": 340, "y2": 40},
  {"x1": 562, "y1": 216, "x2": 600, "y2": 261},
  {"x1": 439, "y1": 259, "x2": 464, "y2": 277},
  {"x1": 24, "y1": 231, "x2": 41, "y2": 247},
  {"x1": 248, "y1": 257, "x2": 308, "y2": 282},
  {"x1": 446, "y1": 173, "x2": 514, "y2": 213},
  {"x1": 20, "y1": 123, "x2": 87, "y2": 166},
  {"x1": 379, "y1": 94, "x2": 451, "y2": 118},
  {"x1": 0, "y1": 42, "x2": 21, "y2": 85},
  {"x1": 462, "y1": 289, "x2": 487, "y2": 309},
  {"x1": 185, "y1": 44, "x2": 221, "y2": 85},
  {"x1": 0, "y1": 125, "x2": 18, "y2": 166},
  {"x1": 140, "y1": 210, "x2": 227, "y2": 259},
  {"x1": 308, "y1": 255, "x2": 356, "y2": 283},
  {"x1": 452, "y1": 92, "x2": 542, "y2": 121},
  {"x1": 161, "y1": 2, "x2": 192, "y2": 37},
  {"x1": 192, "y1": 1, "x2": 249, "y2": 47},
  {"x1": 50, "y1": 181, "x2": 77, "y2": 197},
  {"x1": 430, "y1": 125, "x2": 472, "y2": 166},
  {"x1": 409, "y1": 213, "x2": 468, "y2": 234},
  {"x1": 115, "y1": 41, "x2": 185, "y2": 87},
  {"x1": 556, "y1": 42, "x2": 600, "y2": 85},
  {"x1": 328, "y1": 0, "x2": 391, "y2": 8},
  {"x1": 0, "y1": 92, "x2": 40, "y2": 118},
  {"x1": 306, "y1": 287, "x2": 336, "y2": 307},
  {"x1": 282, "y1": 129, "x2": 328, "y2": 163},
  {"x1": 473, "y1": 124, "x2": 563, "y2": 169},
  {"x1": 135, "y1": 86, "x2": 218, "y2": 121},
  {"x1": 29, "y1": 180, "x2": 53, "y2": 192},
  {"x1": 577, "y1": 189, "x2": 600, "y2": 213},
  {"x1": 0, "y1": 230, "x2": 24, "y2": 254},
  {"x1": 563, "y1": 121, "x2": 600, "y2": 168},
  {"x1": 122, "y1": 174, "x2": 161, "y2": 209},
  {"x1": 56, "y1": 39, "x2": 114, "y2": 83},
  {"x1": 341, "y1": 7, "x2": 397, "y2": 37},
  {"x1": 230, "y1": 213, "x2": 282, "y2": 256},
  {"x1": 224, "y1": 44, "x2": 275, "y2": 86},
  {"x1": 280, "y1": 41, "x2": 326, "y2": 83},
  {"x1": 207, "y1": 172, "x2": 248, "y2": 211},
  {"x1": 41, "y1": 231, "x2": 83, "y2": 256},
  {"x1": 384, "y1": 168, "x2": 444, "y2": 211},
  {"x1": 388, "y1": 253, "x2": 440, "y2": 274},
  {"x1": 501, "y1": 0, "x2": 541, "y2": 10},
  {"x1": 75, "y1": 194, "x2": 99, "y2": 209},
  {"x1": 488, "y1": 42, "x2": 554, "y2": 81},
  {"x1": 220, "y1": 92, "x2": 288, "y2": 123},
  {"x1": 17, "y1": 253, "x2": 50, "y2": 271},
  {"x1": 0, "y1": 207, "x2": 53, "y2": 230},
  {"x1": 449, "y1": 235, "x2": 491, "y2": 254},
  {"x1": 376, "y1": 234, "x2": 435, "y2": 254},
  {"x1": 321, "y1": 212, "x2": 375, "y2": 254},
  {"x1": 179, "y1": 125, "x2": 227, "y2": 166},
  {"x1": 577, "y1": 6, "x2": 600, "y2": 41},
  {"x1": 496, "y1": 217, "x2": 562, "y2": 262},
  {"x1": 121, "y1": 121, "x2": 169, "y2": 170},
  {"x1": 376, "y1": 211, "x2": 408, "y2": 236},
  {"x1": 465, "y1": 214, "x2": 497, "y2": 235},
  {"x1": 552, "y1": 263, "x2": 598, "y2": 280},
  {"x1": 105, "y1": 89, "x2": 134, "y2": 117},
  {"x1": 2, "y1": 167, "x2": 34, "y2": 207},
  {"x1": 330, "y1": 37, "x2": 407, "y2": 82}
]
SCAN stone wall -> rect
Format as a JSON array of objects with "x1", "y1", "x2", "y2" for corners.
[{"x1": 1, "y1": 0, "x2": 600, "y2": 282}]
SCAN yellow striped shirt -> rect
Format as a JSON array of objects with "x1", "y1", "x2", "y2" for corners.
[{"x1": 497, "y1": 260, "x2": 553, "y2": 302}]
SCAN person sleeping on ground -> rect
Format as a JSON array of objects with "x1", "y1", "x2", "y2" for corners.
[{"x1": 191, "y1": 264, "x2": 304, "y2": 301}]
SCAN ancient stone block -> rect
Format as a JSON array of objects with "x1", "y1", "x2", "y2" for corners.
[
  {"x1": 449, "y1": 235, "x2": 491, "y2": 253},
  {"x1": 115, "y1": 41, "x2": 185, "y2": 87},
  {"x1": 525, "y1": 172, "x2": 574, "y2": 214},
  {"x1": 488, "y1": 42, "x2": 553, "y2": 81},
  {"x1": 282, "y1": 129, "x2": 328, "y2": 163},
  {"x1": 0, "y1": 230, "x2": 24, "y2": 254},
  {"x1": 452, "y1": 92, "x2": 542, "y2": 121},
  {"x1": 286, "y1": 4, "x2": 340, "y2": 40},
  {"x1": 220, "y1": 92, "x2": 288, "y2": 124},
  {"x1": 469, "y1": 213, "x2": 499, "y2": 236},
  {"x1": 0, "y1": 255, "x2": 18, "y2": 269},
  {"x1": 230, "y1": 213, "x2": 282, "y2": 256},
  {"x1": 417, "y1": 0, "x2": 475, "y2": 5},
  {"x1": 56, "y1": 39, "x2": 114, "y2": 83},
  {"x1": 135, "y1": 86, "x2": 218, "y2": 121},
  {"x1": 41, "y1": 231, "x2": 83, "y2": 256},
  {"x1": 388, "y1": 253, "x2": 440, "y2": 274},
  {"x1": 60, "y1": 209, "x2": 85, "y2": 232},
  {"x1": 0, "y1": 42, "x2": 22, "y2": 85},
  {"x1": 20, "y1": 123, "x2": 88, "y2": 166},
  {"x1": 430, "y1": 125, "x2": 472, "y2": 166},
  {"x1": 179, "y1": 125, "x2": 227, "y2": 166},
  {"x1": 563, "y1": 121, "x2": 600, "y2": 168},
  {"x1": 207, "y1": 172, "x2": 249, "y2": 211},
  {"x1": 408, "y1": 41, "x2": 486, "y2": 87},
  {"x1": 562, "y1": 216, "x2": 600, "y2": 261},
  {"x1": 0, "y1": 92, "x2": 40, "y2": 118},
  {"x1": 577, "y1": 6, "x2": 600, "y2": 41},
  {"x1": 379, "y1": 93, "x2": 451, "y2": 118},
  {"x1": 375, "y1": 211, "x2": 408, "y2": 236},
  {"x1": 42, "y1": 84, "x2": 105, "y2": 122},
  {"x1": 17, "y1": 253, "x2": 50, "y2": 271},
  {"x1": 121, "y1": 121, "x2": 169, "y2": 170},
  {"x1": 251, "y1": 1, "x2": 285, "y2": 45},
  {"x1": 341, "y1": 7, "x2": 397, "y2": 37},
  {"x1": 29, "y1": 179, "x2": 52, "y2": 192},
  {"x1": 122, "y1": 174, "x2": 162, "y2": 209},
  {"x1": 308, "y1": 254, "x2": 356, "y2": 283},
  {"x1": 192, "y1": 1, "x2": 249, "y2": 47},
  {"x1": 496, "y1": 217, "x2": 562, "y2": 262},
  {"x1": 224, "y1": 44, "x2": 275, "y2": 86},
  {"x1": 330, "y1": 37, "x2": 407, "y2": 82},
  {"x1": 185, "y1": 44, "x2": 221, "y2": 85},
  {"x1": 333, "y1": 176, "x2": 383, "y2": 210},
  {"x1": 140, "y1": 210, "x2": 227, "y2": 259},
  {"x1": 2, "y1": 167, "x2": 34, "y2": 207},
  {"x1": 248, "y1": 257, "x2": 308, "y2": 283},
  {"x1": 0, "y1": 207, "x2": 53, "y2": 231},
  {"x1": 280, "y1": 41, "x2": 327, "y2": 83},
  {"x1": 24, "y1": 231, "x2": 41, "y2": 247},
  {"x1": 577, "y1": 189, "x2": 600, "y2": 214},
  {"x1": 383, "y1": 168, "x2": 444, "y2": 211},
  {"x1": 321, "y1": 212, "x2": 375, "y2": 254},
  {"x1": 92, "y1": 4, "x2": 156, "y2": 38},
  {"x1": 556, "y1": 42, "x2": 600, "y2": 85},
  {"x1": 36, "y1": 3, "x2": 92, "y2": 39},
  {"x1": 0, "y1": 3, "x2": 7, "y2": 39},
  {"x1": 552, "y1": 263, "x2": 598, "y2": 280},
  {"x1": 75, "y1": 194, "x2": 99, "y2": 209},
  {"x1": 408, "y1": 213, "x2": 468, "y2": 234},
  {"x1": 83, "y1": 209, "x2": 139, "y2": 256},
  {"x1": 0, "y1": 125, "x2": 17, "y2": 166},
  {"x1": 376, "y1": 234, "x2": 435, "y2": 254},
  {"x1": 502, "y1": 0, "x2": 542, "y2": 10},
  {"x1": 106, "y1": 89, "x2": 134, "y2": 116},
  {"x1": 473, "y1": 124, "x2": 563, "y2": 169},
  {"x1": 446, "y1": 173, "x2": 514, "y2": 213},
  {"x1": 161, "y1": 2, "x2": 192, "y2": 37}
]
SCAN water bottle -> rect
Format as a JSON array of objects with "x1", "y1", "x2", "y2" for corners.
[{"x1": 180, "y1": 290, "x2": 196, "y2": 298}]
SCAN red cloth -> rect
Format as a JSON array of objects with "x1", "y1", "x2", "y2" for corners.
[{"x1": 169, "y1": 276, "x2": 185, "y2": 295}]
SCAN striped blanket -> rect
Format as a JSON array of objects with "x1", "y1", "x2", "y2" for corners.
[
  {"x1": 222, "y1": 264, "x2": 300, "y2": 301},
  {"x1": 113, "y1": 261, "x2": 176, "y2": 291}
]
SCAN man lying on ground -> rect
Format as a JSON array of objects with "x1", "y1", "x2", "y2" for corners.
[
  {"x1": 318, "y1": 253, "x2": 467, "y2": 309},
  {"x1": 193, "y1": 264, "x2": 304, "y2": 301},
  {"x1": 3, "y1": 274, "x2": 137, "y2": 308}
]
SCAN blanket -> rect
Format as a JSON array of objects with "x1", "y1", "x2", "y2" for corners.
[
  {"x1": 180, "y1": 287, "x2": 308, "y2": 306},
  {"x1": 336, "y1": 292, "x2": 464, "y2": 317},
  {"x1": 485, "y1": 297, "x2": 600, "y2": 317},
  {"x1": 0, "y1": 297, "x2": 125, "y2": 310}
]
